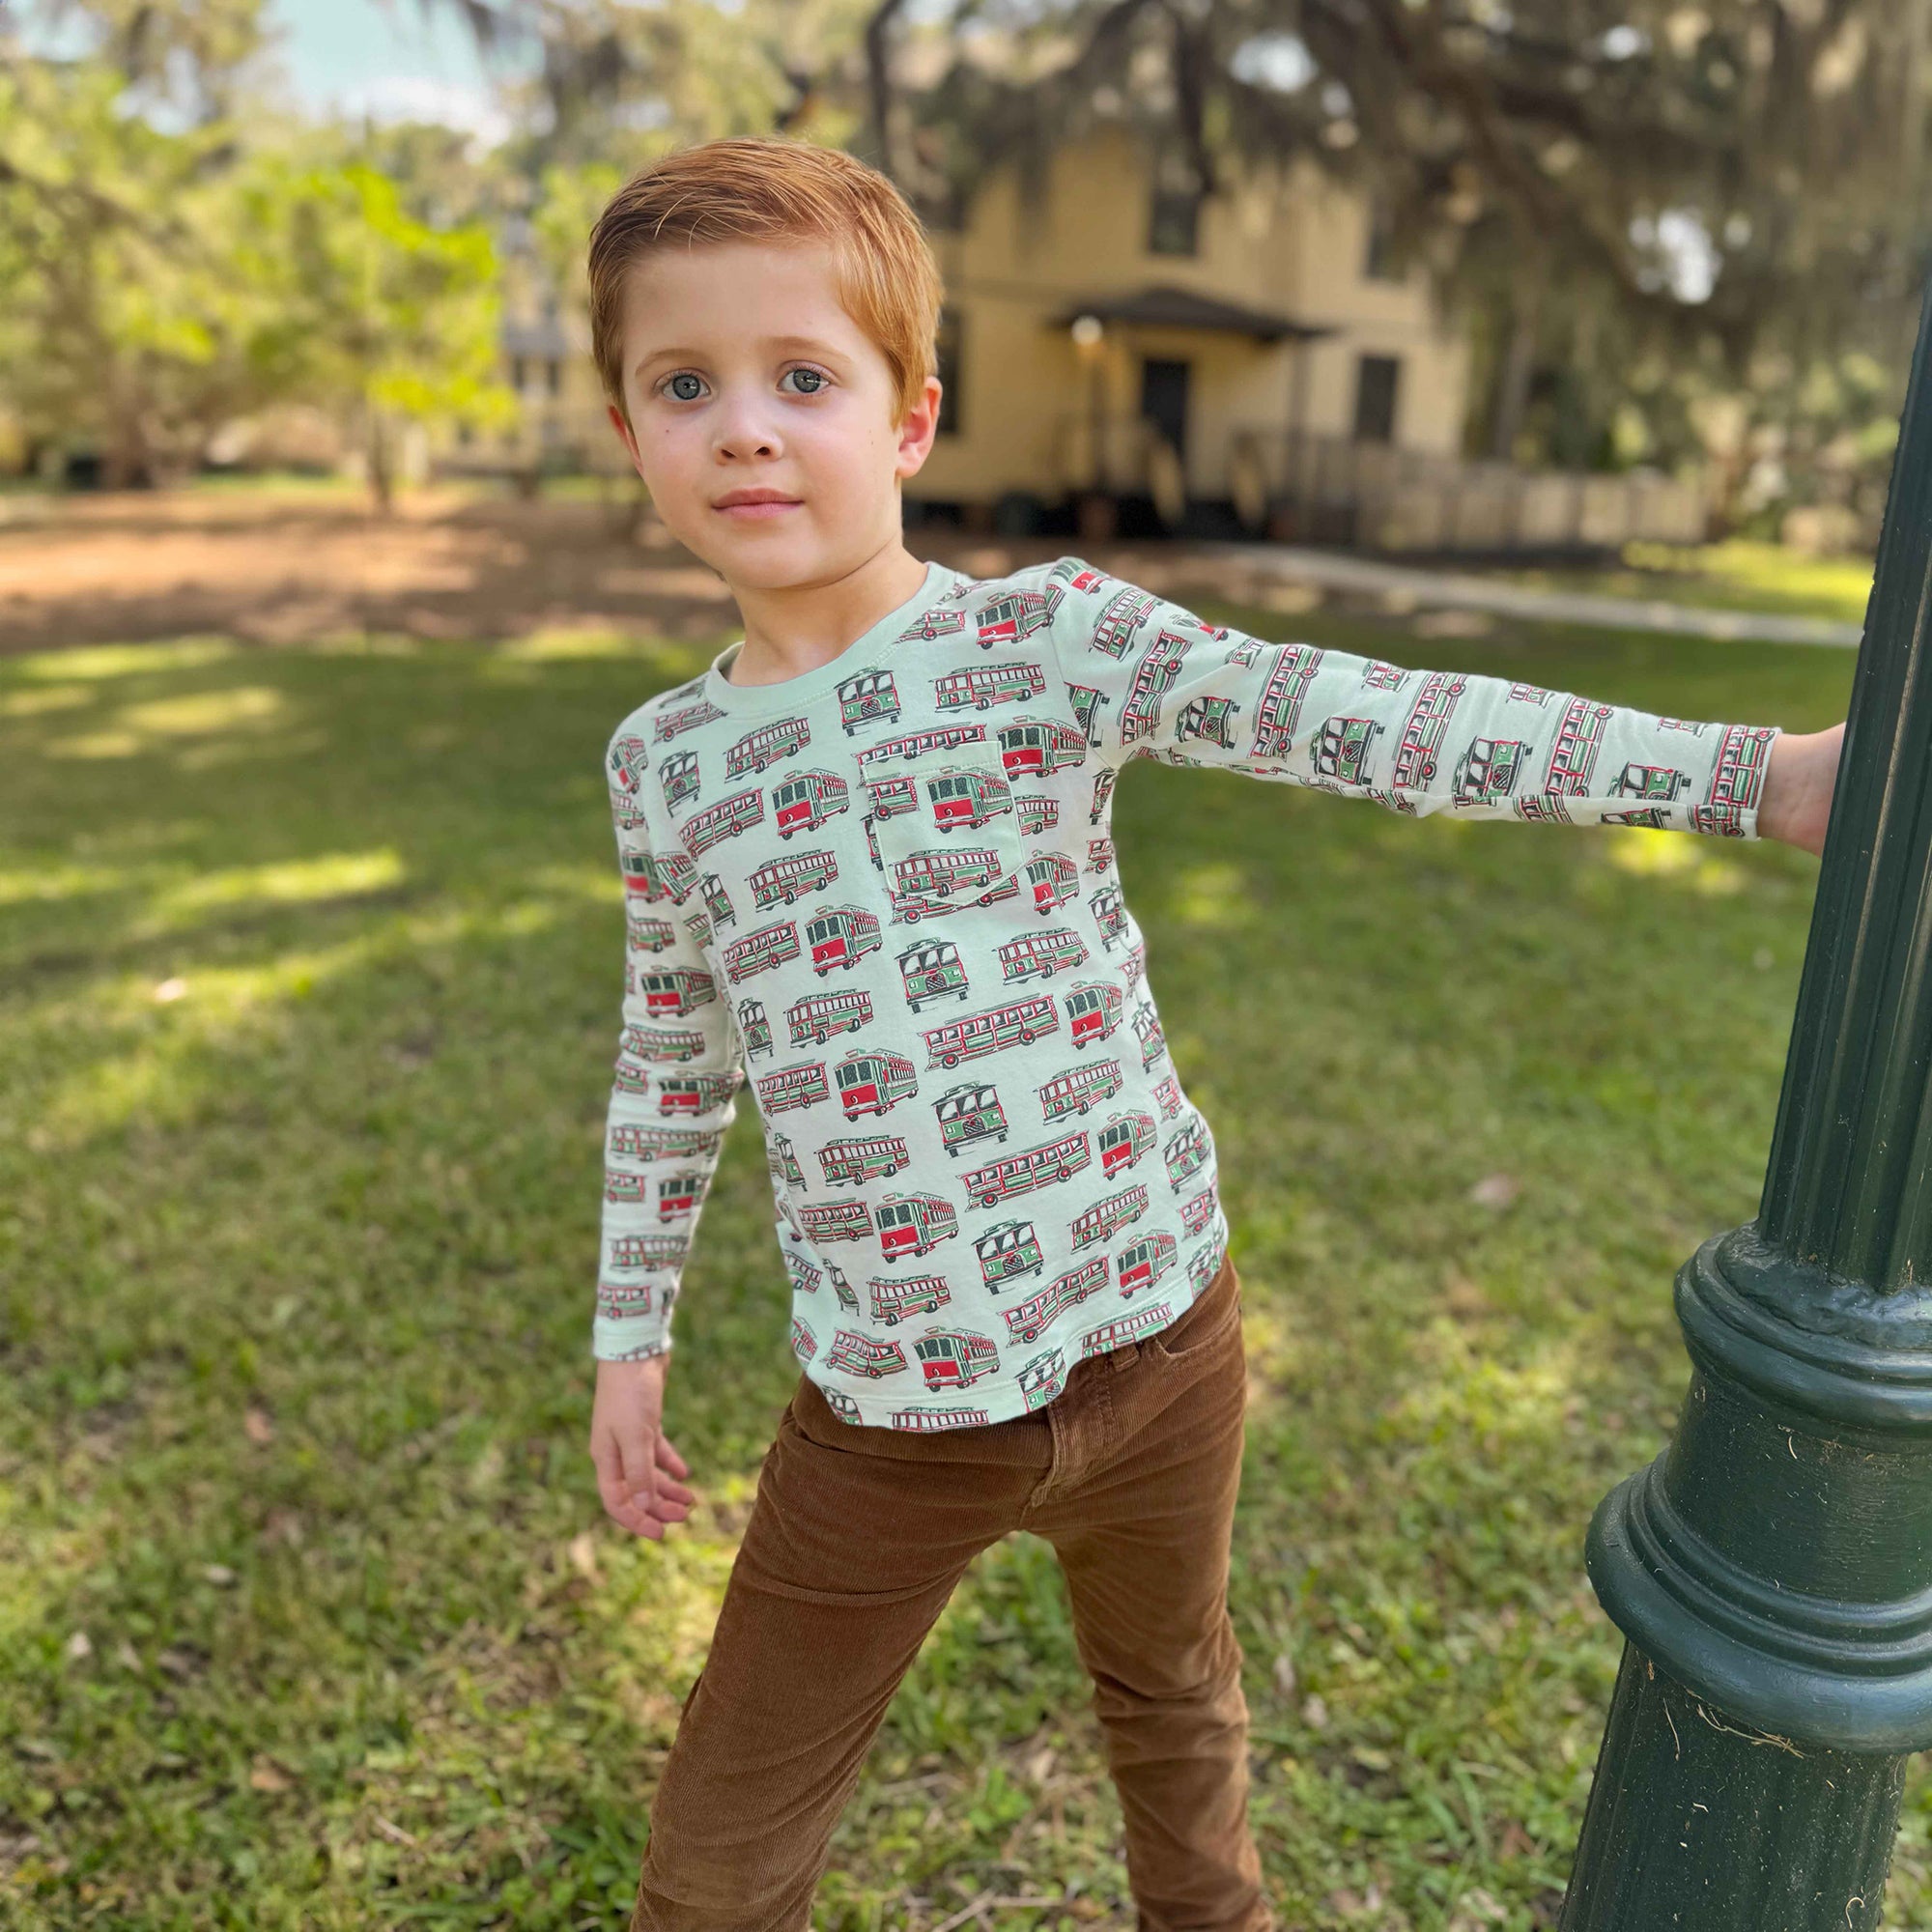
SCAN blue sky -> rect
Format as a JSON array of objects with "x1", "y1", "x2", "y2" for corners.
[{"x1": 269, "y1": 0, "x2": 512, "y2": 139}]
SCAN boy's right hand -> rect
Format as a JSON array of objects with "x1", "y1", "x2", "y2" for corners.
[{"x1": 590, "y1": 1354, "x2": 698, "y2": 1540}]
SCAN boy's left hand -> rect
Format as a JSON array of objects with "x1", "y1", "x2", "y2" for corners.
[{"x1": 1759, "y1": 724, "x2": 1846, "y2": 857}]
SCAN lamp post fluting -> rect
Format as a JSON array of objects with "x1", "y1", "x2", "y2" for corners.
[{"x1": 1561, "y1": 283, "x2": 1932, "y2": 1930}]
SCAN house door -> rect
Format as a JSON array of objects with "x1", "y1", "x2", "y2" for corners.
[
  {"x1": 1139, "y1": 358, "x2": 1191, "y2": 464},
  {"x1": 1352, "y1": 355, "x2": 1401, "y2": 443}
]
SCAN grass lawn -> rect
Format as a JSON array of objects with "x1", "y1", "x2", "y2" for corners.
[
  {"x1": 3, "y1": 600, "x2": 1913, "y2": 1930},
  {"x1": 1497, "y1": 538, "x2": 1876, "y2": 627}
]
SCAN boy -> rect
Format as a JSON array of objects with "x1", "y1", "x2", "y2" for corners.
[{"x1": 583, "y1": 138, "x2": 1843, "y2": 1928}]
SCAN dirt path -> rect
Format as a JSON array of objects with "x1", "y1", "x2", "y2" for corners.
[
  {"x1": 0, "y1": 488, "x2": 1378, "y2": 655},
  {"x1": 5, "y1": 485, "x2": 1821, "y2": 656}
]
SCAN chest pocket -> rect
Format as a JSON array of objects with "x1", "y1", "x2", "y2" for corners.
[{"x1": 855, "y1": 745, "x2": 1027, "y2": 917}]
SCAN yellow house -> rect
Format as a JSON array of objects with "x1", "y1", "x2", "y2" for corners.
[{"x1": 912, "y1": 124, "x2": 1472, "y2": 538}]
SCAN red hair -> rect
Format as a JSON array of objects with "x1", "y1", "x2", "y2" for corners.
[{"x1": 588, "y1": 137, "x2": 944, "y2": 426}]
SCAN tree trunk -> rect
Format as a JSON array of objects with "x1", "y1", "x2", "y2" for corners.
[
  {"x1": 367, "y1": 406, "x2": 394, "y2": 515},
  {"x1": 1489, "y1": 283, "x2": 1543, "y2": 463}
]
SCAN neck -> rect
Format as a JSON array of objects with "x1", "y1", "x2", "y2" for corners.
[{"x1": 724, "y1": 534, "x2": 929, "y2": 688}]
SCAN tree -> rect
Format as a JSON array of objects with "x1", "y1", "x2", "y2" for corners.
[
  {"x1": 0, "y1": 51, "x2": 276, "y2": 484},
  {"x1": 242, "y1": 155, "x2": 511, "y2": 509}
]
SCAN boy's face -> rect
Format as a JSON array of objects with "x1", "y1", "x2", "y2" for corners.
[{"x1": 609, "y1": 241, "x2": 941, "y2": 590}]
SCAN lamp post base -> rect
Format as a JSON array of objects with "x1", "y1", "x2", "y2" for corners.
[{"x1": 1560, "y1": 1647, "x2": 1906, "y2": 1932}]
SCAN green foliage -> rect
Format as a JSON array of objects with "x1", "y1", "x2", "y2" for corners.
[
  {"x1": 0, "y1": 56, "x2": 272, "y2": 482},
  {"x1": 237, "y1": 156, "x2": 513, "y2": 498},
  {"x1": 11, "y1": 597, "x2": 1927, "y2": 1928},
  {"x1": 0, "y1": 15, "x2": 511, "y2": 497}
]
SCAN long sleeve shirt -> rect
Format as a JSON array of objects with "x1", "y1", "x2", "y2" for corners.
[{"x1": 595, "y1": 554, "x2": 1779, "y2": 1429}]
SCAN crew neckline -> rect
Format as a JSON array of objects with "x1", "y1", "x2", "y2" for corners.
[{"x1": 702, "y1": 559, "x2": 958, "y2": 716}]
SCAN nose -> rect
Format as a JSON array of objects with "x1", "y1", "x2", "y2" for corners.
[{"x1": 712, "y1": 391, "x2": 782, "y2": 462}]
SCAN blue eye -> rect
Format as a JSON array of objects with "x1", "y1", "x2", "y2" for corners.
[
  {"x1": 782, "y1": 367, "x2": 827, "y2": 394},
  {"x1": 665, "y1": 372, "x2": 705, "y2": 402}
]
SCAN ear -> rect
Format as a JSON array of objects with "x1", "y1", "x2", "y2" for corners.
[
  {"x1": 609, "y1": 403, "x2": 646, "y2": 480},
  {"x1": 894, "y1": 374, "x2": 944, "y2": 482}
]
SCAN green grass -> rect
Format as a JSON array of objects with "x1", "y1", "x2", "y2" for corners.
[
  {"x1": 1501, "y1": 538, "x2": 1876, "y2": 625},
  {"x1": 4, "y1": 605, "x2": 1918, "y2": 1931}
]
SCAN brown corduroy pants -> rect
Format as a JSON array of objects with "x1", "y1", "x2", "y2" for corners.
[{"x1": 630, "y1": 1252, "x2": 1274, "y2": 1931}]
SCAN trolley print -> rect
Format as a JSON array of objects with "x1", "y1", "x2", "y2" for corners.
[
  {"x1": 856, "y1": 724, "x2": 987, "y2": 768},
  {"x1": 1000, "y1": 717, "x2": 1086, "y2": 777},
  {"x1": 1251, "y1": 644, "x2": 1323, "y2": 759},
  {"x1": 1312, "y1": 717, "x2": 1382, "y2": 786},
  {"x1": 726, "y1": 717, "x2": 811, "y2": 778},
  {"x1": 1097, "y1": 1109, "x2": 1156, "y2": 1176},
  {"x1": 639, "y1": 968, "x2": 716, "y2": 1017},
  {"x1": 1080, "y1": 1300, "x2": 1173, "y2": 1359},
  {"x1": 923, "y1": 995, "x2": 1059, "y2": 1068},
  {"x1": 897, "y1": 938, "x2": 969, "y2": 1009},
  {"x1": 976, "y1": 1219, "x2": 1043, "y2": 1287},
  {"x1": 1065, "y1": 980, "x2": 1123, "y2": 1046},
  {"x1": 867, "y1": 1275, "x2": 950, "y2": 1325},
  {"x1": 818, "y1": 1134, "x2": 909, "y2": 1186},
  {"x1": 1037, "y1": 1058, "x2": 1124, "y2": 1122},
  {"x1": 723, "y1": 920, "x2": 800, "y2": 985},
  {"x1": 1025, "y1": 852, "x2": 1078, "y2": 913},
  {"x1": 974, "y1": 585, "x2": 1063, "y2": 648},
  {"x1": 835, "y1": 1048, "x2": 918, "y2": 1118},
  {"x1": 660, "y1": 751, "x2": 699, "y2": 810},
  {"x1": 935, "y1": 662, "x2": 1047, "y2": 711},
  {"x1": 1544, "y1": 700, "x2": 1615, "y2": 795},
  {"x1": 1116, "y1": 1232, "x2": 1177, "y2": 1295},
  {"x1": 962, "y1": 1129, "x2": 1092, "y2": 1208},
  {"x1": 1089, "y1": 585, "x2": 1156, "y2": 660},
  {"x1": 1176, "y1": 696, "x2": 1241, "y2": 749},
  {"x1": 681, "y1": 786, "x2": 764, "y2": 856},
  {"x1": 806, "y1": 906, "x2": 882, "y2": 974},
  {"x1": 788, "y1": 987, "x2": 872, "y2": 1046},
  {"x1": 935, "y1": 1082, "x2": 1009, "y2": 1155},
  {"x1": 1119, "y1": 633, "x2": 1193, "y2": 747},
  {"x1": 756, "y1": 1061, "x2": 828, "y2": 1116},
  {"x1": 1067, "y1": 684, "x2": 1112, "y2": 746},
  {"x1": 737, "y1": 998, "x2": 773, "y2": 1058},
  {"x1": 1390, "y1": 672, "x2": 1468, "y2": 789},
  {"x1": 751, "y1": 849, "x2": 838, "y2": 906},
  {"x1": 1453, "y1": 737, "x2": 1527, "y2": 806},
  {"x1": 999, "y1": 927, "x2": 1089, "y2": 982},
  {"x1": 799, "y1": 1200, "x2": 873, "y2": 1244},
  {"x1": 838, "y1": 669, "x2": 900, "y2": 733},
  {"x1": 772, "y1": 769, "x2": 850, "y2": 838},
  {"x1": 1690, "y1": 725, "x2": 1774, "y2": 837},
  {"x1": 823, "y1": 1329, "x2": 909, "y2": 1378},
  {"x1": 1072, "y1": 1183, "x2": 1149, "y2": 1250},
  {"x1": 1004, "y1": 1257, "x2": 1108, "y2": 1343},
  {"x1": 877, "y1": 1192, "x2": 959, "y2": 1261},
  {"x1": 912, "y1": 1329, "x2": 999, "y2": 1390}
]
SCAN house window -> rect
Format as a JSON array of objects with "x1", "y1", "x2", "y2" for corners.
[
  {"x1": 934, "y1": 308, "x2": 963, "y2": 438},
  {"x1": 547, "y1": 358, "x2": 562, "y2": 397},
  {"x1": 511, "y1": 355, "x2": 527, "y2": 392},
  {"x1": 1148, "y1": 187, "x2": 1200, "y2": 256},
  {"x1": 1352, "y1": 355, "x2": 1401, "y2": 442},
  {"x1": 1363, "y1": 199, "x2": 1402, "y2": 283},
  {"x1": 1147, "y1": 156, "x2": 1204, "y2": 257}
]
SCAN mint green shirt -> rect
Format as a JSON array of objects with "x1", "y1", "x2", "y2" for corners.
[{"x1": 596, "y1": 555, "x2": 1778, "y2": 1430}]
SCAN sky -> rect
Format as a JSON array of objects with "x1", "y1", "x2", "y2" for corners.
[{"x1": 269, "y1": 0, "x2": 514, "y2": 143}]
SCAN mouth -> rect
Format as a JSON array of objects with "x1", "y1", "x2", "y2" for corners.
[{"x1": 713, "y1": 492, "x2": 802, "y2": 519}]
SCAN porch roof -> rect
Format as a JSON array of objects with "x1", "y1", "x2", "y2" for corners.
[{"x1": 1048, "y1": 283, "x2": 1333, "y2": 344}]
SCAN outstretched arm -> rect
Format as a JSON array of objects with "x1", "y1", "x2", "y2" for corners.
[{"x1": 1044, "y1": 562, "x2": 1825, "y2": 844}]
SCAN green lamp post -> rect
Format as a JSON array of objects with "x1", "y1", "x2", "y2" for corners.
[{"x1": 1559, "y1": 287, "x2": 1932, "y2": 1928}]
